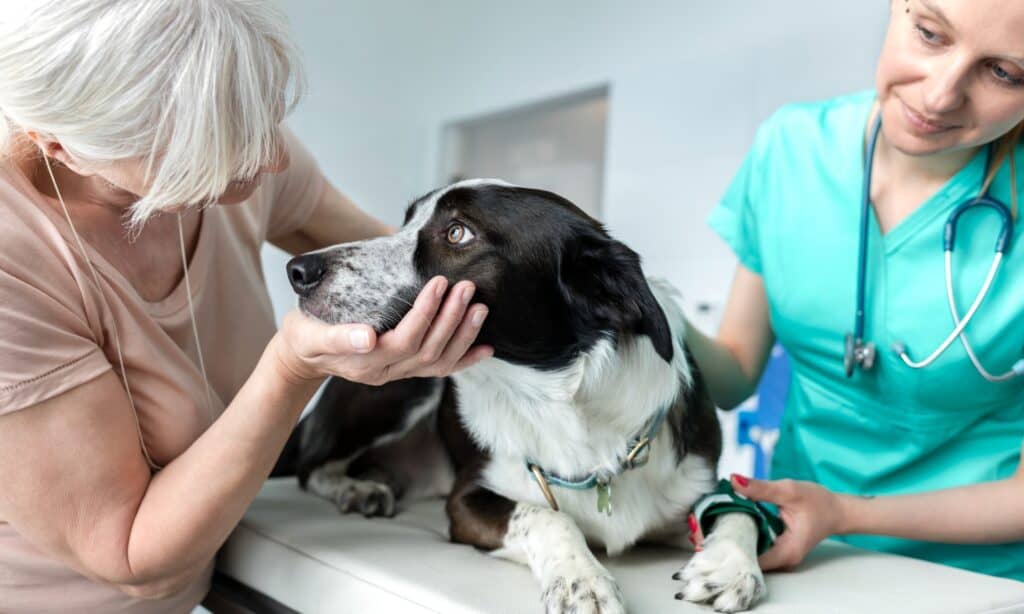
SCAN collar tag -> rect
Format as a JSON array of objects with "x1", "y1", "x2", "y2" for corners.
[{"x1": 596, "y1": 479, "x2": 613, "y2": 516}]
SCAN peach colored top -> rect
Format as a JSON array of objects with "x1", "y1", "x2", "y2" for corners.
[{"x1": 0, "y1": 130, "x2": 324, "y2": 613}]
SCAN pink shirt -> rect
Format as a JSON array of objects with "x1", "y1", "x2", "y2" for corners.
[{"x1": 0, "y1": 130, "x2": 324, "y2": 613}]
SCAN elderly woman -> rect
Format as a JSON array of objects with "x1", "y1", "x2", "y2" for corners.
[{"x1": 0, "y1": 2, "x2": 491, "y2": 612}]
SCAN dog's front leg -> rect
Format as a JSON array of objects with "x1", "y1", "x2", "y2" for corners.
[
  {"x1": 675, "y1": 512, "x2": 766, "y2": 612},
  {"x1": 448, "y1": 476, "x2": 625, "y2": 614},
  {"x1": 497, "y1": 504, "x2": 626, "y2": 614}
]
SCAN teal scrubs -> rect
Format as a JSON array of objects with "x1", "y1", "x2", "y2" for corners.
[{"x1": 709, "y1": 90, "x2": 1024, "y2": 580}]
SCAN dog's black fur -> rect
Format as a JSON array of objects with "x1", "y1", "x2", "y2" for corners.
[
  {"x1": 273, "y1": 183, "x2": 686, "y2": 487},
  {"x1": 415, "y1": 185, "x2": 673, "y2": 369},
  {"x1": 273, "y1": 376, "x2": 440, "y2": 489}
]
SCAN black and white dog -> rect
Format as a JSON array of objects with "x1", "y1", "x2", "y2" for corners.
[{"x1": 273, "y1": 180, "x2": 766, "y2": 613}]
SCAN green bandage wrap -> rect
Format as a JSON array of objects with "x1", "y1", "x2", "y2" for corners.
[{"x1": 691, "y1": 479, "x2": 786, "y2": 555}]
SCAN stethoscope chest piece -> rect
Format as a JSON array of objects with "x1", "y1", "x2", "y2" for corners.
[{"x1": 844, "y1": 333, "x2": 877, "y2": 378}]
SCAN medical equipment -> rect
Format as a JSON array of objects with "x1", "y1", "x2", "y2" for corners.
[
  {"x1": 691, "y1": 479, "x2": 785, "y2": 556},
  {"x1": 844, "y1": 115, "x2": 1024, "y2": 382}
]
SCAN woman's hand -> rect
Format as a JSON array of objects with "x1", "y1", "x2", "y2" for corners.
[
  {"x1": 272, "y1": 276, "x2": 493, "y2": 386},
  {"x1": 730, "y1": 474, "x2": 847, "y2": 570}
]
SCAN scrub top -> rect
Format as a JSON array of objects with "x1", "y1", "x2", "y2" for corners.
[{"x1": 709, "y1": 90, "x2": 1024, "y2": 580}]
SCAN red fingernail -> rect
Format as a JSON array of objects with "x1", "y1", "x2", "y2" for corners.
[
  {"x1": 688, "y1": 514, "x2": 698, "y2": 533},
  {"x1": 731, "y1": 474, "x2": 750, "y2": 487}
]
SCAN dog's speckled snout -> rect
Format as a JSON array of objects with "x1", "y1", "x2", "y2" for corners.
[{"x1": 288, "y1": 232, "x2": 423, "y2": 332}]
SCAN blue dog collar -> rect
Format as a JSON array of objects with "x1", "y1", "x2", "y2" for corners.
[{"x1": 525, "y1": 404, "x2": 672, "y2": 515}]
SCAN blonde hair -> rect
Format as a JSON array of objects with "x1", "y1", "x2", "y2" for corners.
[
  {"x1": 0, "y1": 0, "x2": 304, "y2": 226},
  {"x1": 981, "y1": 121, "x2": 1023, "y2": 219}
]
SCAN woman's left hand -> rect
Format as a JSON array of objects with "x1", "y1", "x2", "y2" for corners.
[{"x1": 729, "y1": 474, "x2": 847, "y2": 571}]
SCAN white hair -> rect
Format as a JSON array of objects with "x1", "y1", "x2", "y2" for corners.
[{"x1": 0, "y1": 0, "x2": 304, "y2": 226}]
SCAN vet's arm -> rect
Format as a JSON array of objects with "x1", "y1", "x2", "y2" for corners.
[
  {"x1": 684, "y1": 264, "x2": 775, "y2": 409},
  {"x1": 271, "y1": 180, "x2": 394, "y2": 255},
  {"x1": 837, "y1": 460, "x2": 1024, "y2": 544},
  {"x1": 731, "y1": 462, "x2": 1024, "y2": 570}
]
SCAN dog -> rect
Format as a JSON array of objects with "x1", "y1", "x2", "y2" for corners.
[{"x1": 272, "y1": 179, "x2": 767, "y2": 613}]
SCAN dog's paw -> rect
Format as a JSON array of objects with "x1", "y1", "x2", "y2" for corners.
[
  {"x1": 307, "y1": 462, "x2": 398, "y2": 517},
  {"x1": 333, "y1": 479, "x2": 397, "y2": 518},
  {"x1": 673, "y1": 540, "x2": 765, "y2": 613},
  {"x1": 541, "y1": 566, "x2": 626, "y2": 614}
]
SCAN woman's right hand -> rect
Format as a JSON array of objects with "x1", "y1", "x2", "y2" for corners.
[{"x1": 272, "y1": 276, "x2": 493, "y2": 386}]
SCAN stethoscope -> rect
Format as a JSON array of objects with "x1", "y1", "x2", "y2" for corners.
[{"x1": 844, "y1": 114, "x2": 1024, "y2": 382}]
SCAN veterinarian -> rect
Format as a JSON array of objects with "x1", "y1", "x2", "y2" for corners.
[
  {"x1": 689, "y1": 0, "x2": 1024, "y2": 580},
  {"x1": 0, "y1": 2, "x2": 491, "y2": 611}
]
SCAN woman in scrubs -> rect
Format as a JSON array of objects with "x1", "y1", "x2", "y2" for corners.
[{"x1": 688, "y1": 0, "x2": 1024, "y2": 579}]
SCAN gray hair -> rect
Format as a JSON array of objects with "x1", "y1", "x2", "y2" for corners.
[{"x1": 0, "y1": 0, "x2": 304, "y2": 225}]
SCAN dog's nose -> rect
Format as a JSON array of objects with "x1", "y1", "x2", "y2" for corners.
[{"x1": 287, "y1": 253, "x2": 327, "y2": 295}]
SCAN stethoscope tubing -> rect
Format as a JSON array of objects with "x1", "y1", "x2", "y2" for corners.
[
  {"x1": 849, "y1": 111, "x2": 1019, "y2": 381},
  {"x1": 853, "y1": 114, "x2": 883, "y2": 343},
  {"x1": 896, "y1": 250, "x2": 1003, "y2": 369}
]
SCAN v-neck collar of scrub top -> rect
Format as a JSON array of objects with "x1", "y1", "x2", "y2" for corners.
[{"x1": 859, "y1": 104, "x2": 991, "y2": 257}]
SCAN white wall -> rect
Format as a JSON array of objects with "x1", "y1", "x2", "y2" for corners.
[{"x1": 265, "y1": 0, "x2": 888, "y2": 328}]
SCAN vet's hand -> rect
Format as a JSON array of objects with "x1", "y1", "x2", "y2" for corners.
[
  {"x1": 274, "y1": 276, "x2": 493, "y2": 385},
  {"x1": 730, "y1": 474, "x2": 845, "y2": 571}
]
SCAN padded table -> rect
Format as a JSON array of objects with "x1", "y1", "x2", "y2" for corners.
[{"x1": 216, "y1": 478, "x2": 1024, "y2": 613}]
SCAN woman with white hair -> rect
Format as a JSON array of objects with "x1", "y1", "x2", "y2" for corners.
[{"x1": 0, "y1": 2, "x2": 491, "y2": 612}]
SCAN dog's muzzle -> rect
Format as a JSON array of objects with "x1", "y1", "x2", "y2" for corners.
[{"x1": 287, "y1": 253, "x2": 327, "y2": 296}]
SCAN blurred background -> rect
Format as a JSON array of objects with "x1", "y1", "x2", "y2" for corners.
[{"x1": 264, "y1": 1, "x2": 889, "y2": 478}]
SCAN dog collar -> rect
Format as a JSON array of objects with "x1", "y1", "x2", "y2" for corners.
[
  {"x1": 525, "y1": 404, "x2": 671, "y2": 516},
  {"x1": 690, "y1": 479, "x2": 786, "y2": 555}
]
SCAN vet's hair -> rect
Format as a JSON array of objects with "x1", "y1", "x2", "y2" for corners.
[{"x1": 0, "y1": 0, "x2": 304, "y2": 226}]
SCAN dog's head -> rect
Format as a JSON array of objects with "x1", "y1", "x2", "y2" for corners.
[{"x1": 286, "y1": 179, "x2": 673, "y2": 369}]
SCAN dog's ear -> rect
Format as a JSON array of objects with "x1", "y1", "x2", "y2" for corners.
[{"x1": 558, "y1": 231, "x2": 674, "y2": 363}]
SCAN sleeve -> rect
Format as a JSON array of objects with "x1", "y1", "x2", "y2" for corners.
[
  {"x1": 265, "y1": 126, "x2": 328, "y2": 241},
  {"x1": 706, "y1": 113, "x2": 778, "y2": 275},
  {"x1": 0, "y1": 266, "x2": 111, "y2": 414}
]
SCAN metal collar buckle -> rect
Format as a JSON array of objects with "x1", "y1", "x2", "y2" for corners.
[
  {"x1": 624, "y1": 436, "x2": 651, "y2": 470},
  {"x1": 528, "y1": 463, "x2": 560, "y2": 511}
]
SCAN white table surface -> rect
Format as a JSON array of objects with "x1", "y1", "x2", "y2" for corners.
[{"x1": 217, "y1": 478, "x2": 1024, "y2": 614}]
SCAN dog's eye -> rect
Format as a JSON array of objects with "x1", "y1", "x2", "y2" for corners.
[{"x1": 446, "y1": 223, "x2": 475, "y2": 245}]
